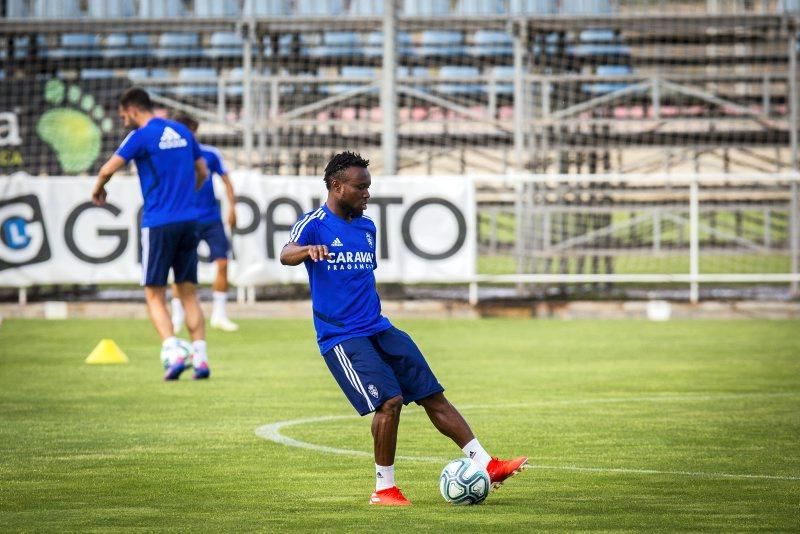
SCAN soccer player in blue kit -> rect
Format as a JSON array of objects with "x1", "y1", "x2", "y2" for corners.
[
  {"x1": 281, "y1": 152, "x2": 527, "y2": 506},
  {"x1": 170, "y1": 113, "x2": 239, "y2": 333},
  {"x1": 91, "y1": 87, "x2": 212, "y2": 381}
]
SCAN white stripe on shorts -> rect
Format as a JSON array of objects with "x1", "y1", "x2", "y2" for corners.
[
  {"x1": 140, "y1": 227, "x2": 150, "y2": 286},
  {"x1": 334, "y1": 345, "x2": 375, "y2": 412}
]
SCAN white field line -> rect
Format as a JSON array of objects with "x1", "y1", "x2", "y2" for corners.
[{"x1": 254, "y1": 392, "x2": 800, "y2": 482}]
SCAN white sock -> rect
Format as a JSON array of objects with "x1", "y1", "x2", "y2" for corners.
[
  {"x1": 375, "y1": 464, "x2": 395, "y2": 491},
  {"x1": 171, "y1": 298, "x2": 184, "y2": 323},
  {"x1": 211, "y1": 291, "x2": 227, "y2": 320},
  {"x1": 192, "y1": 339, "x2": 208, "y2": 366},
  {"x1": 462, "y1": 438, "x2": 492, "y2": 469},
  {"x1": 162, "y1": 336, "x2": 178, "y2": 349}
]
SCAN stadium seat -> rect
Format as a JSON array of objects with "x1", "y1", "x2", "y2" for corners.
[
  {"x1": 470, "y1": 30, "x2": 513, "y2": 57},
  {"x1": 206, "y1": 32, "x2": 244, "y2": 58},
  {"x1": 11, "y1": 35, "x2": 48, "y2": 59},
  {"x1": 172, "y1": 67, "x2": 219, "y2": 97},
  {"x1": 126, "y1": 68, "x2": 150, "y2": 81},
  {"x1": 781, "y1": 0, "x2": 800, "y2": 11},
  {"x1": 403, "y1": 0, "x2": 450, "y2": 15},
  {"x1": 364, "y1": 31, "x2": 412, "y2": 56},
  {"x1": 436, "y1": 66, "x2": 482, "y2": 95},
  {"x1": 581, "y1": 65, "x2": 633, "y2": 95},
  {"x1": 295, "y1": 0, "x2": 345, "y2": 16},
  {"x1": 127, "y1": 68, "x2": 169, "y2": 95},
  {"x1": 88, "y1": 0, "x2": 134, "y2": 17},
  {"x1": 560, "y1": 0, "x2": 613, "y2": 14},
  {"x1": 34, "y1": 0, "x2": 81, "y2": 18},
  {"x1": 509, "y1": 0, "x2": 556, "y2": 14},
  {"x1": 224, "y1": 67, "x2": 244, "y2": 96},
  {"x1": 349, "y1": 0, "x2": 383, "y2": 15},
  {"x1": 321, "y1": 66, "x2": 376, "y2": 95},
  {"x1": 456, "y1": 0, "x2": 506, "y2": 15},
  {"x1": 243, "y1": 0, "x2": 291, "y2": 16},
  {"x1": 104, "y1": 33, "x2": 151, "y2": 58},
  {"x1": 485, "y1": 66, "x2": 515, "y2": 95},
  {"x1": 50, "y1": 34, "x2": 102, "y2": 58},
  {"x1": 80, "y1": 69, "x2": 116, "y2": 79},
  {"x1": 138, "y1": 0, "x2": 184, "y2": 18},
  {"x1": 194, "y1": 0, "x2": 241, "y2": 16},
  {"x1": 308, "y1": 32, "x2": 361, "y2": 58},
  {"x1": 568, "y1": 29, "x2": 631, "y2": 58},
  {"x1": 154, "y1": 32, "x2": 200, "y2": 58},
  {"x1": 419, "y1": 31, "x2": 466, "y2": 57}
]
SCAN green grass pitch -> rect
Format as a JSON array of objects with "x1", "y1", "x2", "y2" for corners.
[{"x1": 1, "y1": 318, "x2": 799, "y2": 531}]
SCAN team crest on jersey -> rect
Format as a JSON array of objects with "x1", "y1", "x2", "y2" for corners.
[
  {"x1": 368, "y1": 384, "x2": 379, "y2": 398},
  {"x1": 158, "y1": 126, "x2": 188, "y2": 150},
  {"x1": 331, "y1": 237, "x2": 343, "y2": 247},
  {"x1": 365, "y1": 232, "x2": 374, "y2": 249}
]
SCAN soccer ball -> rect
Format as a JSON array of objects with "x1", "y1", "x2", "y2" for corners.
[
  {"x1": 160, "y1": 339, "x2": 194, "y2": 369},
  {"x1": 439, "y1": 457, "x2": 490, "y2": 505}
]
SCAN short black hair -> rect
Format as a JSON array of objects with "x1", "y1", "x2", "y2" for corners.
[
  {"x1": 172, "y1": 112, "x2": 199, "y2": 132},
  {"x1": 324, "y1": 151, "x2": 369, "y2": 190},
  {"x1": 119, "y1": 87, "x2": 153, "y2": 111}
]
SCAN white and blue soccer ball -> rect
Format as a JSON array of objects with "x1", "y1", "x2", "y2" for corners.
[
  {"x1": 160, "y1": 339, "x2": 194, "y2": 369},
  {"x1": 439, "y1": 457, "x2": 490, "y2": 505}
]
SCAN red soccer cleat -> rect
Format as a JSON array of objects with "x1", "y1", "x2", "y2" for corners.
[
  {"x1": 369, "y1": 486, "x2": 412, "y2": 506},
  {"x1": 486, "y1": 456, "x2": 529, "y2": 488}
]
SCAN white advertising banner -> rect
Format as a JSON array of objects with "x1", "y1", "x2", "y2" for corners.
[{"x1": 0, "y1": 173, "x2": 476, "y2": 286}]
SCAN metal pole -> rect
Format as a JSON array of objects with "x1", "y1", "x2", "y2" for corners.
[
  {"x1": 789, "y1": 33, "x2": 799, "y2": 294},
  {"x1": 241, "y1": 20, "x2": 255, "y2": 167},
  {"x1": 512, "y1": 19, "x2": 527, "y2": 172},
  {"x1": 381, "y1": 0, "x2": 398, "y2": 175},
  {"x1": 689, "y1": 178, "x2": 699, "y2": 303}
]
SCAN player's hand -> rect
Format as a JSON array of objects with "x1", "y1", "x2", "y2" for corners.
[
  {"x1": 91, "y1": 184, "x2": 107, "y2": 205},
  {"x1": 227, "y1": 210, "x2": 237, "y2": 229},
  {"x1": 306, "y1": 244, "x2": 331, "y2": 262}
]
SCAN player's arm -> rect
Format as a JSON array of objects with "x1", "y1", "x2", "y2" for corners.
[
  {"x1": 194, "y1": 157, "x2": 208, "y2": 191},
  {"x1": 280, "y1": 242, "x2": 330, "y2": 266},
  {"x1": 219, "y1": 173, "x2": 237, "y2": 228},
  {"x1": 91, "y1": 155, "x2": 127, "y2": 205}
]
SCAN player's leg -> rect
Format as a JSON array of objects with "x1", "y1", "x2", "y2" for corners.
[
  {"x1": 375, "y1": 326, "x2": 529, "y2": 488},
  {"x1": 322, "y1": 339, "x2": 410, "y2": 506},
  {"x1": 170, "y1": 282, "x2": 184, "y2": 334},
  {"x1": 206, "y1": 220, "x2": 237, "y2": 332},
  {"x1": 141, "y1": 224, "x2": 185, "y2": 380},
  {"x1": 173, "y1": 220, "x2": 210, "y2": 379}
]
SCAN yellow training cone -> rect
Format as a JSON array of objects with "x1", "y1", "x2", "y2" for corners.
[{"x1": 85, "y1": 339, "x2": 129, "y2": 365}]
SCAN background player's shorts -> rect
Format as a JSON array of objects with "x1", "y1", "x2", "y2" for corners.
[
  {"x1": 322, "y1": 326, "x2": 444, "y2": 416},
  {"x1": 198, "y1": 219, "x2": 230, "y2": 261},
  {"x1": 140, "y1": 220, "x2": 198, "y2": 286}
]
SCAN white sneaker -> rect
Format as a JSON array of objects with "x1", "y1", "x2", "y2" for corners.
[{"x1": 210, "y1": 316, "x2": 239, "y2": 332}]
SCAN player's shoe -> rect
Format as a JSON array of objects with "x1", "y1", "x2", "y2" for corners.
[
  {"x1": 163, "y1": 356, "x2": 187, "y2": 381},
  {"x1": 192, "y1": 361, "x2": 210, "y2": 380},
  {"x1": 486, "y1": 456, "x2": 528, "y2": 489},
  {"x1": 369, "y1": 486, "x2": 411, "y2": 506},
  {"x1": 210, "y1": 316, "x2": 239, "y2": 332}
]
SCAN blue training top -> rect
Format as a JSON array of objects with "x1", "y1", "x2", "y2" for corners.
[
  {"x1": 288, "y1": 203, "x2": 392, "y2": 354},
  {"x1": 196, "y1": 144, "x2": 228, "y2": 224},
  {"x1": 115, "y1": 117, "x2": 202, "y2": 228}
]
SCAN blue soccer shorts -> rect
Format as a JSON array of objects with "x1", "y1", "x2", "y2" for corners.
[
  {"x1": 140, "y1": 220, "x2": 198, "y2": 286},
  {"x1": 322, "y1": 326, "x2": 444, "y2": 416},
  {"x1": 197, "y1": 218, "x2": 230, "y2": 261}
]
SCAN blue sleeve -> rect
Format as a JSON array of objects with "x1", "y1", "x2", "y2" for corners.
[
  {"x1": 288, "y1": 214, "x2": 316, "y2": 246},
  {"x1": 115, "y1": 130, "x2": 142, "y2": 162},
  {"x1": 207, "y1": 151, "x2": 224, "y2": 177}
]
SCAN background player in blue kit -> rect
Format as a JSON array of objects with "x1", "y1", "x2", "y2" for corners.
[
  {"x1": 91, "y1": 87, "x2": 212, "y2": 381},
  {"x1": 280, "y1": 151, "x2": 528, "y2": 506},
  {"x1": 170, "y1": 113, "x2": 239, "y2": 333}
]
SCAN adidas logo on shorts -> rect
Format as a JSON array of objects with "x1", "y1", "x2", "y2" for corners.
[
  {"x1": 158, "y1": 126, "x2": 188, "y2": 150},
  {"x1": 331, "y1": 237, "x2": 344, "y2": 247}
]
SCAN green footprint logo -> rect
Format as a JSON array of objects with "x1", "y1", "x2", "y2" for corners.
[{"x1": 35, "y1": 79, "x2": 113, "y2": 174}]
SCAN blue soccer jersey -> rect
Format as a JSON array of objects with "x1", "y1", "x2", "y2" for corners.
[
  {"x1": 288, "y1": 204, "x2": 391, "y2": 354},
  {"x1": 196, "y1": 144, "x2": 228, "y2": 224},
  {"x1": 115, "y1": 117, "x2": 202, "y2": 228}
]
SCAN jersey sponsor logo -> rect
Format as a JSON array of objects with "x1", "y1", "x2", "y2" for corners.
[
  {"x1": 368, "y1": 384, "x2": 379, "y2": 398},
  {"x1": 331, "y1": 237, "x2": 343, "y2": 247},
  {"x1": 365, "y1": 232, "x2": 373, "y2": 249},
  {"x1": 325, "y1": 250, "x2": 374, "y2": 271},
  {"x1": 158, "y1": 126, "x2": 188, "y2": 150}
]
